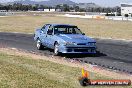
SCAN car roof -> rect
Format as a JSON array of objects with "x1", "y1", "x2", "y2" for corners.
[{"x1": 46, "y1": 24, "x2": 76, "y2": 27}]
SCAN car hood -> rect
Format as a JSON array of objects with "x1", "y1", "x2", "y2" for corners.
[{"x1": 57, "y1": 34, "x2": 95, "y2": 43}]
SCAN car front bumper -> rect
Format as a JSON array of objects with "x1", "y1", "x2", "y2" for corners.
[{"x1": 58, "y1": 45, "x2": 96, "y2": 54}]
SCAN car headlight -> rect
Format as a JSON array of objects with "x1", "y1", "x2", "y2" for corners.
[
  {"x1": 88, "y1": 42, "x2": 96, "y2": 46},
  {"x1": 64, "y1": 42, "x2": 76, "y2": 46}
]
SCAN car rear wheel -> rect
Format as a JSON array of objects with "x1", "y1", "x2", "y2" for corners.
[
  {"x1": 36, "y1": 39, "x2": 44, "y2": 50},
  {"x1": 54, "y1": 43, "x2": 60, "y2": 56}
]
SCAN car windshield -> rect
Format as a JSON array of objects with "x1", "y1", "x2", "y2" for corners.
[{"x1": 54, "y1": 25, "x2": 82, "y2": 35}]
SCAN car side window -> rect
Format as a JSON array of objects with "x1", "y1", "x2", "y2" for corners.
[
  {"x1": 42, "y1": 26, "x2": 46, "y2": 30},
  {"x1": 47, "y1": 25, "x2": 53, "y2": 35},
  {"x1": 42, "y1": 25, "x2": 47, "y2": 30},
  {"x1": 69, "y1": 28, "x2": 73, "y2": 33},
  {"x1": 41, "y1": 25, "x2": 49, "y2": 34}
]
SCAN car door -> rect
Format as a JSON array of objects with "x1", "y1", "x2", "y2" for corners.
[
  {"x1": 40, "y1": 24, "x2": 50, "y2": 46},
  {"x1": 46, "y1": 25, "x2": 55, "y2": 49}
]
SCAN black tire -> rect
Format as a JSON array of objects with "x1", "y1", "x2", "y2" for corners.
[
  {"x1": 36, "y1": 39, "x2": 44, "y2": 50},
  {"x1": 54, "y1": 42, "x2": 60, "y2": 56}
]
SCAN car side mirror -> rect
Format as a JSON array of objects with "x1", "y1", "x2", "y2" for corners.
[
  {"x1": 82, "y1": 33, "x2": 85, "y2": 35},
  {"x1": 47, "y1": 31, "x2": 53, "y2": 35},
  {"x1": 40, "y1": 30, "x2": 44, "y2": 33}
]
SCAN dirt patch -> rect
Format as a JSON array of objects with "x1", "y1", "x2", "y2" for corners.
[{"x1": 0, "y1": 47, "x2": 132, "y2": 81}]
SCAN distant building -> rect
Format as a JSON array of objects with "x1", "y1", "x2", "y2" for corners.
[
  {"x1": 0, "y1": 10, "x2": 7, "y2": 16},
  {"x1": 70, "y1": 9, "x2": 75, "y2": 12},
  {"x1": 0, "y1": 10, "x2": 7, "y2": 12},
  {"x1": 37, "y1": 9, "x2": 44, "y2": 11},
  {"x1": 121, "y1": 3, "x2": 132, "y2": 16},
  {"x1": 37, "y1": 9, "x2": 61, "y2": 12},
  {"x1": 0, "y1": 10, "x2": 14, "y2": 16}
]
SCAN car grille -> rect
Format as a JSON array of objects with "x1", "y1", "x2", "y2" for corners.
[
  {"x1": 74, "y1": 49, "x2": 88, "y2": 52},
  {"x1": 66, "y1": 48, "x2": 96, "y2": 53},
  {"x1": 77, "y1": 43, "x2": 86, "y2": 45},
  {"x1": 67, "y1": 49, "x2": 72, "y2": 52},
  {"x1": 66, "y1": 47, "x2": 95, "y2": 49}
]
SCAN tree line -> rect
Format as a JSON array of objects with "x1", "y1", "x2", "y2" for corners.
[{"x1": 0, "y1": 3, "x2": 121, "y2": 14}]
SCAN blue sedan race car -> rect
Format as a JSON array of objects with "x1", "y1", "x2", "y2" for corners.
[{"x1": 34, "y1": 24, "x2": 96, "y2": 55}]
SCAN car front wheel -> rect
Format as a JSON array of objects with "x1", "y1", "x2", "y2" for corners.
[
  {"x1": 54, "y1": 43, "x2": 60, "y2": 56},
  {"x1": 36, "y1": 39, "x2": 43, "y2": 50}
]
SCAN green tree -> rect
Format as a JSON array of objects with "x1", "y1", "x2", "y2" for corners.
[
  {"x1": 63, "y1": 4, "x2": 70, "y2": 12},
  {"x1": 74, "y1": 6, "x2": 79, "y2": 12}
]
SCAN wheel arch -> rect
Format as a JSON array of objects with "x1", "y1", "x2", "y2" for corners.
[
  {"x1": 36, "y1": 37, "x2": 39, "y2": 40},
  {"x1": 54, "y1": 41, "x2": 58, "y2": 46}
]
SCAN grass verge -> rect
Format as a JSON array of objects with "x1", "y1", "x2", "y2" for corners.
[{"x1": 0, "y1": 51, "x2": 131, "y2": 88}]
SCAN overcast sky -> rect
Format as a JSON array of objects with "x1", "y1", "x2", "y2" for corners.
[{"x1": 0, "y1": 0, "x2": 132, "y2": 7}]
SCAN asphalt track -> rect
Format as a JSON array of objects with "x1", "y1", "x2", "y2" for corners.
[{"x1": 0, "y1": 32, "x2": 132, "y2": 74}]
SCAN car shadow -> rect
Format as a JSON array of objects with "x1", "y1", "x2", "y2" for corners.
[
  {"x1": 40, "y1": 48, "x2": 107, "y2": 58},
  {"x1": 60, "y1": 51, "x2": 107, "y2": 58},
  {"x1": 41, "y1": 48, "x2": 132, "y2": 65}
]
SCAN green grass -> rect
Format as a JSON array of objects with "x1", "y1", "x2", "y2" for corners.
[
  {"x1": 0, "y1": 15, "x2": 132, "y2": 40},
  {"x1": 0, "y1": 52, "x2": 131, "y2": 88}
]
